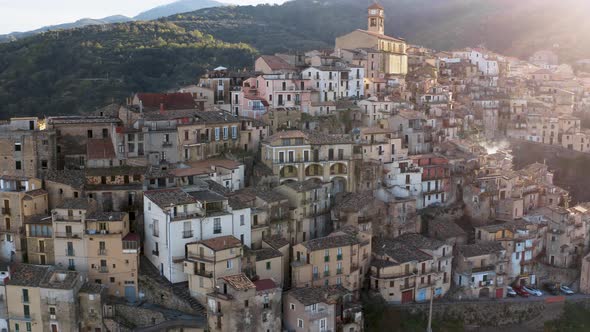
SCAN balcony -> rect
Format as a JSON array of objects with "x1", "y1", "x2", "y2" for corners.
[
  {"x1": 324, "y1": 256, "x2": 330, "y2": 262},
  {"x1": 182, "y1": 230, "x2": 194, "y2": 239},
  {"x1": 99, "y1": 266, "x2": 109, "y2": 273},
  {"x1": 21, "y1": 295, "x2": 29, "y2": 304},
  {"x1": 162, "y1": 141, "x2": 173, "y2": 148},
  {"x1": 65, "y1": 249, "x2": 75, "y2": 256},
  {"x1": 98, "y1": 249, "x2": 107, "y2": 256},
  {"x1": 313, "y1": 273, "x2": 320, "y2": 281},
  {"x1": 55, "y1": 232, "x2": 82, "y2": 239},
  {"x1": 1, "y1": 208, "x2": 10, "y2": 215},
  {"x1": 400, "y1": 282, "x2": 416, "y2": 290},
  {"x1": 337, "y1": 269, "x2": 343, "y2": 275},
  {"x1": 193, "y1": 269, "x2": 213, "y2": 278},
  {"x1": 479, "y1": 280, "x2": 494, "y2": 287},
  {"x1": 152, "y1": 250, "x2": 159, "y2": 256},
  {"x1": 324, "y1": 271, "x2": 330, "y2": 277},
  {"x1": 337, "y1": 255, "x2": 343, "y2": 261}
]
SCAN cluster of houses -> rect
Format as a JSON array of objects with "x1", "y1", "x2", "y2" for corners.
[{"x1": 3, "y1": 3, "x2": 590, "y2": 332}]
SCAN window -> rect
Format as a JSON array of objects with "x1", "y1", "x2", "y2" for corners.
[
  {"x1": 244, "y1": 300, "x2": 249, "y2": 307},
  {"x1": 227, "y1": 259, "x2": 233, "y2": 269},
  {"x1": 15, "y1": 323, "x2": 19, "y2": 332},
  {"x1": 240, "y1": 215, "x2": 245, "y2": 226},
  {"x1": 232, "y1": 126, "x2": 238, "y2": 139},
  {"x1": 214, "y1": 218, "x2": 221, "y2": 234},
  {"x1": 26, "y1": 323, "x2": 31, "y2": 332},
  {"x1": 15, "y1": 161, "x2": 21, "y2": 170},
  {"x1": 22, "y1": 289, "x2": 29, "y2": 303},
  {"x1": 290, "y1": 303, "x2": 295, "y2": 310},
  {"x1": 223, "y1": 127, "x2": 228, "y2": 140},
  {"x1": 297, "y1": 319, "x2": 304, "y2": 328},
  {"x1": 266, "y1": 261, "x2": 271, "y2": 270},
  {"x1": 87, "y1": 130, "x2": 93, "y2": 138},
  {"x1": 14, "y1": 143, "x2": 21, "y2": 151},
  {"x1": 23, "y1": 304, "x2": 30, "y2": 318},
  {"x1": 215, "y1": 128, "x2": 220, "y2": 141}
]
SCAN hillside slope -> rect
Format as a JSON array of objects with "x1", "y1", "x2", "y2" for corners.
[
  {"x1": 135, "y1": 0, "x2": 225, "y2": 21},
  {"x1": 0, "y1": 21, "x2": 255, "y2": 118}
]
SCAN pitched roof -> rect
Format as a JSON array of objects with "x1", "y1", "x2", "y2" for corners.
[
  {"x1": 289, "y1": 285, "x2": 349, "y2": 306},
  {"x1": 199, "y1": 236, "x2": 242, "y2": 251},
  {"x1": 144, "y1": 188, "x2": 198, "y2": 209},
  {"x1": 355, "y1": 29, "x2": 404, "y2": 43},
  {"x1": 220, "y1": 273, "x2": 256, "y2": 291},
  {"x1": 263, "y1": 235, "x2": 290, "y2": 250},
  {"x1": 283, "y1": 179, "x2": 325, "y2": 192},
  {"x1": 7, "y1": 264, "x2": 79, "y2": 289},
  {"x1": 252, "y1": 247, "x2": 283, "y2": 261},
  {"x1": 254, "y1": 279, "x2": 277, "y2": 292},
  {"x1": 43, "y1": 169, "x2": 86, "y2": 189},
  {"x1": 259, "y1": 55, "x2": 296, "y2": 71},
  {"x1": 372, "y1": 237, "x2": 432, "y2": 264},
  {"x1": 56, "y1": 198, "x2": 94, "y2": 210},
  {"x1": 458, "y1": 242, "x2": 505, "y2": 258},
  {"x1": 87, "y1": 138, "x2": 116, "y2": 160},
  {"x1": 135, "y1": 92, "x2": 198, "y2": 110},
  {"x1": 368, "y1": 2, "x2": 384, "y2": 10},
  {"x1": 302, "y1": 234, "x2": 359, "y2": 251}
]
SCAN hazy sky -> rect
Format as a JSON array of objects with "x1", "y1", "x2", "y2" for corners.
[{"x1": 0, "y1": 0, "x2": 286, "y2": 34}]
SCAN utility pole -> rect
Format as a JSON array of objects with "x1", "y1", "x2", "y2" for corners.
[{"x1": 427, "y1": 285, "x2": 434, "y2": 332}]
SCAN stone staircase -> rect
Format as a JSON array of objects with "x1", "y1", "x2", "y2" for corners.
[{"x1": 139, "y1": 256, "x2": 206, "y2": 316}]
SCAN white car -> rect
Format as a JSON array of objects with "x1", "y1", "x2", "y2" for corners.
[
  {"x1": 560, "y1": 285, "x2": 575, "y2": 295},
  {"x1": 523, "y1": 285, "x2": 543, "y2": 296}
]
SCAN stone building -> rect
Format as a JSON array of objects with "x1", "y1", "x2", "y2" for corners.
[
  {"x1": 260, "y1": 130, "x2": 358, "y2": 193},
  {"x1": 25, "y1": 214, "x2": 54, "y2": 265},
  {"x1": 184, "y1": 236, "x2": 243, "y2": 304},
  {"x1": 274, "y1": 179, "x2": 333, "y2": 244},
  {"x1": 454, "y1": 242, "x2": 508, "y2": 299},
  {"x1": 335, "y1": 4, "x2": 408, "y2": 78},
  {"x1": 50, "y1": 199, "x2": 139, "y2": 301},
  {"x1": 291, "y1": 228, "x2": 371, "y2": 294},
  {"x1": 283, "y1": 285, "x2": 363, "y2": 332},
  {"x1": 369, "y1": 234, "x2": 452, "y2": 304},
  {"x1": 6, "y1": 264, "x2": 83, "y2": 332},
  {"x1": 0, "y1": 117, "x2": 57, "y2": 178},
  {"x1": 0, "y1": 176, "x2": 48, "y2": 262},
  {"x1": 206, "y1": 274, "x2": 282, "y2": 332}
]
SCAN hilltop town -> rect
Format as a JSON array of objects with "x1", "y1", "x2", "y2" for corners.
[{"x1": 3, "y1": 3, "x2": 590, "y2": 332}]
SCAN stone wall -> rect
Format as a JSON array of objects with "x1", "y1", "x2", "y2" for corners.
[
  {"x1": 400, "y1": 300, "x2": 546, "y2": 327},
  {"x1": 139, "y1": 274, "x2": 197, "y2": 314}
]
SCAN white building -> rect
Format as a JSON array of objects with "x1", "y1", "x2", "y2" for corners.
[
  {"x1": 144, "y1": 188, "x2": 251, "y2": 283},
  {"x1": 302, "y1": 65, "x2": 365, "y2": 102}
]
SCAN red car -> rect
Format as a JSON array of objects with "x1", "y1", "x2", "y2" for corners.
[{"x1": 513, "y1": 286, "x2": 530, "y2": 297}]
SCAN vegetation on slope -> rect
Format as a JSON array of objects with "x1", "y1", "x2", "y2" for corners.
[{"x1": 0, "y1": 21, "x2": 256, "y2": 118}]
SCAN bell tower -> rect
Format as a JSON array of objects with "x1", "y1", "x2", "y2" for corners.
[{"x1": 368, "y1": 3, "x2": 385, "y2": 35}]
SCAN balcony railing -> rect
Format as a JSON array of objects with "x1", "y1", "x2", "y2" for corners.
[
  {"x1": 337, "y1": 269, "x2": 343, "y2": 275},
  {"x1": 313, "y1": 273, "x2": 320, "y2": 281},
  {"x1": 193, "y1": 269, "x2": 213, "y2": 278},
  {"x1": 1, "y1": 208, "x2": 10, "y2": 215},
  {"x1": 337, "y1": 255, "x2": 343, "y2": 261},
  {"x1": 324, "y1": 256, "x2": 330, "y2": 262},
  {"x1": 182, "y1": 230, "x2": 193, "y2": 239},
  {"x1": 65, "y1": 249, "x2": 75, "y2": 256},
  {"x1": 99, "y1": 266, "x2": 109, "y2": 273},
  {"x1": 162, "y1": 141, "x2": 173, "y2": 148},
  {"x1": 55, "y1": 232, "x2": 82, "y2": 239},
  {"x1": 98, "y1": 249, "x2": 107, "y2": 256},
  {"x1": 323, "y1": 271, "x2": 330, "y2": 277}
]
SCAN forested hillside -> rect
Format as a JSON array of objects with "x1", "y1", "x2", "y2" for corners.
[{"x1": 2, "y1": 0, "x2": 590, "y2": 117}]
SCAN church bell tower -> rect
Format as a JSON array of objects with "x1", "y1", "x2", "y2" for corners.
[{"x1": 368, "y1": 3, "x2": 385, "y2": 35}]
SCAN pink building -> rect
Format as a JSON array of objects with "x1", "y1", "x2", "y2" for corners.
[{"x1": 232, "y1": 74, "x2": 314, "y2": 119}]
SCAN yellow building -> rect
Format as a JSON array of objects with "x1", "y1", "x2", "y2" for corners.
[
  {"x1": 260, "y1": 130, "x2": 357, "y2": 193},
  {"x1": 51, "y1": 199, "x2": 139, "y2": 301},
  {"x1": 335, "y1": 4, "x2": 408, "y2": 77},
  {"x1": 291, "y1": 228, "x2": 371, "y2": 293},
  {"x1": 6, "y1": 264, "x2": 83, "y2": 332},
  {"x1": 0, "y1": 176, "x2": 48, "y2": 263},
  {"x1": 184, "y1": 236, "x2": 243, "y2": 304}
]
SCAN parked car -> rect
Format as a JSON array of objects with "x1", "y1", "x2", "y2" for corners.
[
  {"x1": 543, "y1": 283, "x2": 560, "y2": 296},
  {"x1": 506, "y1": 286, "x2": 517, "y2": 297},
  {"x1": 523, "y1": 285, "x2": 543, "y2": 296},
  {"x1": 560, "y1": 285, "x2": 575, "y2": 295},
  {"x1": 513, "y1": 285, "x2": 530, "y2": 297}
]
